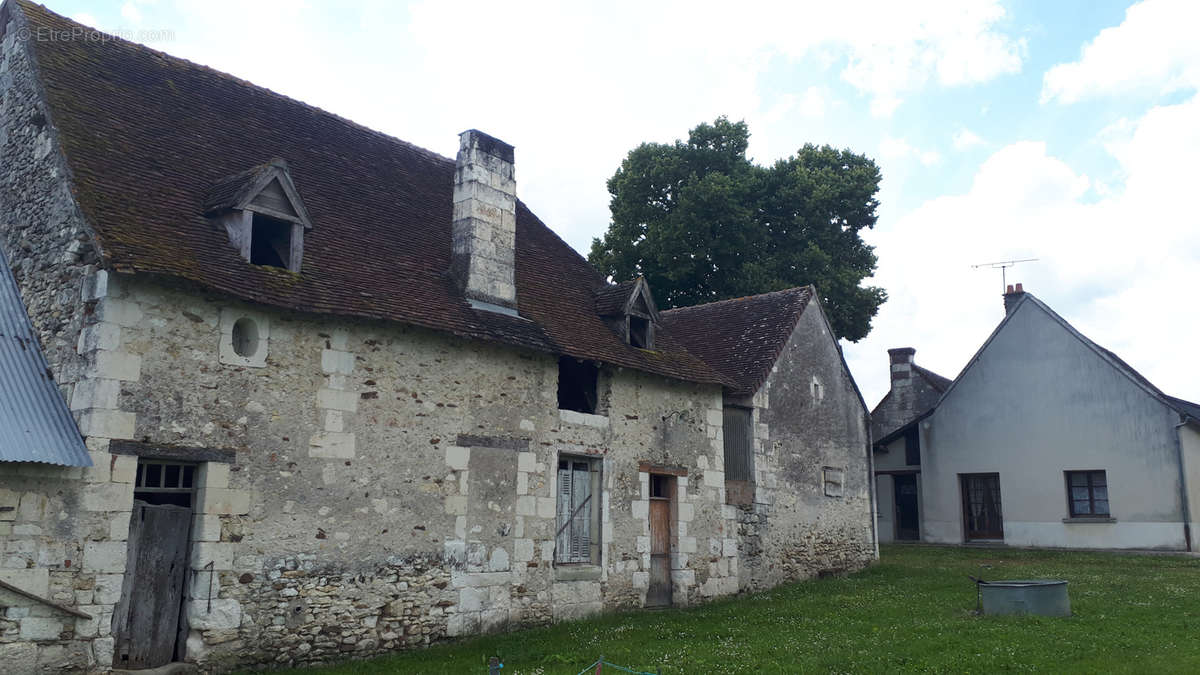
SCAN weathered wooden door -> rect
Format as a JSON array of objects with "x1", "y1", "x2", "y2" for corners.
[
  {"x1": 961, "y1": 474, "x2": 1003, "y2": 540},
  {"x1": 894, "y1": 474, "x2": 920, "y2": 540},
  {"x1": 646, "y1": 475, "x2": 673, "y2": 607},
  {"x1": 113, "y1": 501, "x2": 193, "y2": 669}
]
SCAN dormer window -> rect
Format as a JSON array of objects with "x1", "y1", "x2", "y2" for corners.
[
  {"x1": 250, "y1": 213, "x2": 293, "y2": 268},
  {"x1": 204, "y1": 159, "x2": 313, "y2": 273},
  {"x1": 595, "y1": 277, "x2": 659, "y2": 350}
]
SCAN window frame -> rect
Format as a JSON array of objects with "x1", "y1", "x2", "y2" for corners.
[
  {"x1": 557, "y1": 357, "x2": 600, "y2": 415},
  {"x1": 554, "y1": 455, "x2": 602, "y2": 565},
  {"x1": 1064, "y1": 470, "x2": 1109, "y2": 518}
]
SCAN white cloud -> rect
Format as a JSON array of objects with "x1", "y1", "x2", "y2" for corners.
[
  {"x1": 952, "y1": 128, "x2": 985, "y2": 150},
  {"x1": 846, "y1": 93, "x2": 1200, "y2": 408},
  {"x1": 1042, "y1": 0, "x2": 1200, "y2": 103},
  {"x1": 879, "y1": 137, "x2": 942, "y2": 167}
]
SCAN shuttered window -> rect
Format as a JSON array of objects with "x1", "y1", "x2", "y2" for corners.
[
  {"x1": 723, "y1": 406, "x2": 754, "y2": 482},
  {"x1": 556, "y1": 458, "x2": 600, "y2": 564}
]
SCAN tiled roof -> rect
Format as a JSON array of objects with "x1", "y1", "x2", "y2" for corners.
[
  {"x1": 660, "y1": 287, "x2": 814, "y2": 396},
  {"x1": 0, "y1": 247, "x2": 90, "y2": 466},
  {"x1": 13, "y1": 1, "x2": 729, "y2": 389},
  {"x1": 595, "y1": 280, "x2": 640, "y2": 316}
]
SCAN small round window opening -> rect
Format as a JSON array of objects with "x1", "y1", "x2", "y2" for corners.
[{"x1": 231, "y1": 317, "x2": 259, "y2": 357}]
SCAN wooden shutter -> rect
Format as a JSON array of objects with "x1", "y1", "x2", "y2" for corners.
[
  {"x1": 556, "y1": 461, "x2": 572, "y2": 562},
  {"x1": 723, "y1": 407, "x2": 753, "y2": 482},
  {"x1": 570, "y1": 462, "x2": 591, "y2": 562}
]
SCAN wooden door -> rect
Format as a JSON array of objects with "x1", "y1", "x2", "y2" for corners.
[
  {"x1": 646, "y1": 475, "x2": 673, "y2": 607},
  {"x1": 113, "y1": 502, "x2": 193, "y2": 669},
  {"x1": 961, "y1": 474, "x2": 1003, "y2": 540},
  {"x1": 894, "y1": 474, "x2": 920, "y2": 540}
]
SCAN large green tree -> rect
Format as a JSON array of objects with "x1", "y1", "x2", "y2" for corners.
[{"x1": 588, "y1": 117, "x2": 886, "y2": 341}]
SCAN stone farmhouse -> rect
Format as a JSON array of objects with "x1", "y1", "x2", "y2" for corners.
[
  {"x1": 0, "y1": 2, "x2": 875, "y2": 671},
  {"x1": 873, "y1": 284, "x2": 1200, "y2": 551}
]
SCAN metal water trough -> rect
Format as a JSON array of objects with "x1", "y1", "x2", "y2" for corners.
[{"x1": 972, "y1": 578, "x2": 1071, "y2": 617}]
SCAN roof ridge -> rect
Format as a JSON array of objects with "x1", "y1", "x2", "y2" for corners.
[
  {"x1": 661, "y1": 285, "x2": 813, "y2": 315},
  {"x1": 15, "y1": 0, "x2": 453, "y2": 169}
]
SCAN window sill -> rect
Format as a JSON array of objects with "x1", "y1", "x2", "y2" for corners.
[
  {"x1": 558, "y1": 409, "x2": 609, "y2": 428},
  {"x1": 1062, "y1": 517, "x2": 1116, "y2": 524},
  {"x1": 553, "y1": 564, "x2": 603, "y2": 581}
]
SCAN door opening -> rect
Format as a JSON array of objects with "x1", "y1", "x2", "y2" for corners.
[
  {"x1": 646, "y1": 474, "x2": 674, "y2": 608},
  {"x1": 113, "y1": 460, "x2": 197, "y2": 668},
  {"x1": 893, "y1": 474, "x2": 920, "y2": 540},
  {"x1": 961, "y1": 473, "x2": 1003, "y2": 541}
]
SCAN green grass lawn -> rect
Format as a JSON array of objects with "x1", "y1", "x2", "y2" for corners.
[{"x1": 272, "y1": 545, "x2": 1200, "y2": 674}]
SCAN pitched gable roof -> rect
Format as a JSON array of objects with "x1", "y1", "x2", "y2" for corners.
[
  {"x1": 9, "y1": 1, "x2": 728, "y2": 389},
  {"x1": 660, "y1": 287, "x2": 814, "y2": 396},
  {"x1": 0, "y1": 247, "x2": 90, "y2": 466},
  {"x1": 938, "y1": 292, "x2": 1200, "y2": 423}
]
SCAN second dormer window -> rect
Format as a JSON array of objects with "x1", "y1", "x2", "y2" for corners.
[
  {"x1": 629, "y1": 315, "x2": 651, "y2": 349},
  {"x1": 596, "y1": 277, "x2": 659, "y2": 350}
]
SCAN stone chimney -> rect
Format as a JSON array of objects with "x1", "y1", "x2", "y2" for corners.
[
  {"x1": 888, "y1": 347, "x2": 916, "y2": 389},
  {"x1": 1003, "y1": 282, "x2": 1025, "y2": 315},
  {"x1": 451, "y1": 130, "x2": 517, "y2": 312}
]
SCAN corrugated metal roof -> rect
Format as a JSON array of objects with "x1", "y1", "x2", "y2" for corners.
[{"x1": 0, "y1": 247, "x2": 91, "y2": 466}]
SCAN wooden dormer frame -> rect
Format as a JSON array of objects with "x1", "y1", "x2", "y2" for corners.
[
  {"x1": 600, "y1": 278, "x2": 659, "y2": 350},
  {"x1": 206, "y1": 159, "x2": 313, "y2": 273}
]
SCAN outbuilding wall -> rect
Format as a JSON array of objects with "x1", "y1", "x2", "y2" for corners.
[{"x1": 734, "y1": 303, "x2": 875, "y2": 590}]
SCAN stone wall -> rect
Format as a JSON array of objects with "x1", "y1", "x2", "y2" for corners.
[
  {"x1": 0, "y1": 6, "x2": 99, "y2": 403},
  {"x1": 735, "y1": 302, "x2": 875, "y2": 591},
  {"x1": 72, "y1": 274, "x2": 735, "y2": 670}
]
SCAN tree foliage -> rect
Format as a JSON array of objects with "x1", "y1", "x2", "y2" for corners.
[{"x1": 588, "y1": 117, "x2": 886, "y2": 341}]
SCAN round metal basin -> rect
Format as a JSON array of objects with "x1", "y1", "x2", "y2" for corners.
[{"x1": 980, "y1": 580, "x2": 1070, "y2": 617}]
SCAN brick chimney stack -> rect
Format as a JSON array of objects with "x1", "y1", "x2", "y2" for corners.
[
  {"x1": 451, "y1": 130, "x2": 517, "y2": 312},
  {"x1": 1003, "y1": 282, "x2": 1025, "y2": 315},
  {"x1": 888, "y1": 347, "x2": 916, "y2": 389}
]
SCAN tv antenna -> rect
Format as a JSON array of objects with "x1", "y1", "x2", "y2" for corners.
[{"x1": 971, "y1": 258, "x2": 1038, "y2": 291}]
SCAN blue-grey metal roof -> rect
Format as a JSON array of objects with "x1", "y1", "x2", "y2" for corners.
[{"x1": 0, "y1": 247, "x2": 91, "y2": 466}]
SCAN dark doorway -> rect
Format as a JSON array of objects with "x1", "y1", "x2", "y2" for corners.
[
  {"x1": 893, "y1": 474, "x2": 920, "y2": 540},
  {"x1": 113, "y1": 460, "x2": 197, "y2": 668},
  {"x1": 961, "y1": 473, "x2": 1003, "y2": 540},
  {"x1": 646, "y1": 474, "x2": 674, "y2": 608}
]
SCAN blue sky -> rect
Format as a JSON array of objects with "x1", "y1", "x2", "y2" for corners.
[{"x1": 50, "y1": 0, "x2": 1200, "y2": 406}]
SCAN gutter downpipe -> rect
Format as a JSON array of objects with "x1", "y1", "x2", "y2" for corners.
[
  {"x1": 1174, "y1": 418, "x2": 1193, "y2": 552},
  {"x1": 866, "y1": 411, "x2": 879, "y2": 560}
]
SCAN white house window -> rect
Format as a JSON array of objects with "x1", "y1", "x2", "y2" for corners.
[
  {"x1": 811, "y1": 376, "x2": 824, "y2": 403},
  {"x1": 555, "y1": 457, "x2": 601, "y2": 564},
  {"x1": 1066, "y1": 470, "x2": 1109, "y2": 517}
]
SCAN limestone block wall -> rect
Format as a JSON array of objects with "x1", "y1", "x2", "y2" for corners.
[
  {"x1": 95, "y1": 275, "x2": 734, "y2": 670},
  {"x1": 736, "y1": 304, "x2": 875, "y2": 591}
]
